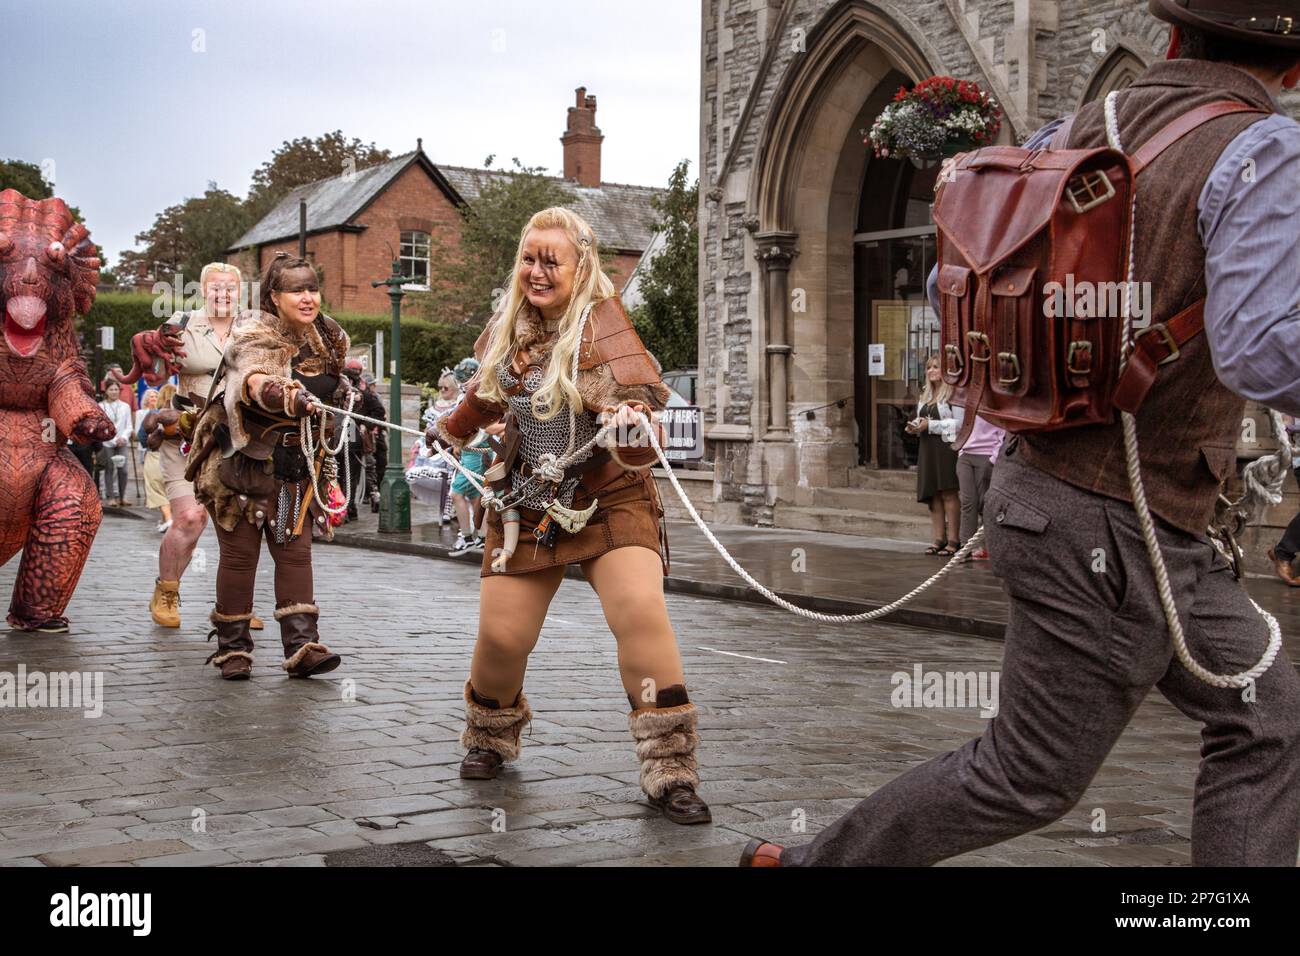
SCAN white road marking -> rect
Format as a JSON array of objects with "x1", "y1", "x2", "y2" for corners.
[
  {"x1": 696, "y1": 646, "x2": 786, "y2": 665},
  {"x1": 375, "y1": 584, "x2": 420, "y2": 595}
]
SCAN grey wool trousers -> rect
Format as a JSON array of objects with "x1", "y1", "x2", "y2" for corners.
[{"x1": 783, "y1": 442, "x2": 1300, "y2": 866}]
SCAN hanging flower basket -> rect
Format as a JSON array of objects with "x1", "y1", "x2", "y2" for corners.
[{"x1": 867, "y1": 76, "x2": 1002, "y2": 162}]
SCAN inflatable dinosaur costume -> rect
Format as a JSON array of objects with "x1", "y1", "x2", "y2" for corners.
[{"x1": 0, "y1": 188, "x2": 113, "y2": 632}]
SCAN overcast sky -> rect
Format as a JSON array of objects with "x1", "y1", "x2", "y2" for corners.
[{"x1": 5, "y1": 0, "x2": 702, "y2": 268}]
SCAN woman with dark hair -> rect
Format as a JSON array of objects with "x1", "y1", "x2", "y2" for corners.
[{"x1": 185, "y1": 254, "x2": 354, "y2": 680}]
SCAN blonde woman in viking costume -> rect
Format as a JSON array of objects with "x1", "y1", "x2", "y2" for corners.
[
  {"x1": 426, "y1": 207, "x2": 710, "y2": 825},
  {"x1": 123, "y1": 262, "x2": 264, "y2": 632},
  {"x1": 187, "y1": 254, "x2": 352, "y2": 680}
]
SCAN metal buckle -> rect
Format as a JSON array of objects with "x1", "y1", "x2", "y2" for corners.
[
  {"x1": 1066, "y1": 340, "x2": 1092, "y2": 375},
  {"x1": 1065, "y1": 171, "x2": 1116, "y2": 214},
  {"x1": 996, "y1": 351, "x2": 1021, "y2": 385},
  {"x1": 1134, "y1": 322, "x2": 1180, "y2": 365},
  {"x1": 966, "y1": 331, "x2": 991, "y2": 363},
  {"x1": 1252, "y1": 15, "x2": 1295, "y2": 34},
  {"x1": 944, "y1": 343, "x2": 964, "y2": 376}
]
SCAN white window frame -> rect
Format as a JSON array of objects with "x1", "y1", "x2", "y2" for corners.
[{"x1": 399, "y1": 230, "x2": 431, "y2": 291}]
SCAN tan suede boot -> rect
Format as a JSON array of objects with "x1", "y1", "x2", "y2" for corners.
[{"x1": 149, "y1": 578, "x2": 181, "y2": 628}]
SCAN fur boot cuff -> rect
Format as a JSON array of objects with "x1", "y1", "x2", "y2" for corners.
[
  {"x1": 273, "y1": 602, "x2": 319, "y2": 620},
  {"x1": 460, "y1": 680, "x2": 531, "y2": 761},
  {"x1": 628, "y1": 702, "x2": 700, "y2": 798},
  {"x1": 209, "y1": 650, "x2": 254, "y2": 667},
  {"x1": 282, "y1": 641, "x2": 331, "y2": 671},
  {"x1": 210, "y1": 609, "x2": 255, "y2": 624}
]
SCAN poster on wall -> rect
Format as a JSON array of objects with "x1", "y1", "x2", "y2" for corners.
[
  {"x1": 873, "y1": 301, "x2": 910, "y2": 382},
  {"x1": 868, "y1": 343, "x2": 885, "y2": 376}
]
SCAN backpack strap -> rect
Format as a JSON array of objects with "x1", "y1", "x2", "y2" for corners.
[
  {"x1": 1107, "y1": 100, "x2": 1269, "y2": 413},
  {"x1": 1113, "y1": 299, "x2": 1206, "y2": 414},
  {"x1": 1131, "y1": 100, "x2": 1270, "y2": 174}
]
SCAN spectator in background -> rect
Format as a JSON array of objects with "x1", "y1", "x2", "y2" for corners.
[
  {"x1": 1268, "y1": 414, "x2": 1300, "y2": 586},
  {"x1": 954, "y1": 414, "x2": 1005, "y2": 560},
  {"x1": 141, "y1": 385, "x2": 172, "y2": 532},
  {"x1": 134, "y1": 388, "x2": 159, "y2": 463},
  {"x1": 449, "y1": 422, "x2": 505, "y2": 556},
  {"x1": 906, "y1": 354, "x2": 961, "y2": 556},
  {"x1": 103, "y1": 364, "x2": 138, "y2": 415},
  {"x1": 95, "y1": 380, "x2": 133, "y2": 507}
]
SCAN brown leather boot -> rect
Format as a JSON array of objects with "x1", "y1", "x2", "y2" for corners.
[
  {"x1": 628, "y1": 684, "x2": 711, "y2": 825},
  {"x1": 276, "y1": 603, "x2": 340, "y2": 678},
  {"x1": 205, "y1": 610, "x2": 254, "y2": 680},
  {"x1": 1268, "y1": 548, "x2": 1300, "y2": 587},
  {"x1": 459, "y1": 681, "x2": 530, "y2": 779},
  {"x1": 150, "y1": 578, "x2": 181, "y2": 627},
  {"x1": 739, "y1": 839, "x2": 784, "y2": 867}
]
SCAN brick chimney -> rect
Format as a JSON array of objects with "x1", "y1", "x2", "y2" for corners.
[{"x1": 561, "y1": 86, "x2": 603, "y2": 188}]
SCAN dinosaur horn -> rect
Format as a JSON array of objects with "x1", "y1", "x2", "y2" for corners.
[{"x1": 62, "y1": 222, "x2": 89, "y2": 248}]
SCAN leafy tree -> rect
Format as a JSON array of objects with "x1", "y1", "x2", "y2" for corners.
[
  {"x1": 0, "y1": 159, "x2": 52, "y2": 200},
  {"x1": 116, "y1": 183, "x2": 249, "y2": 286},
  {"x1": 631, "y1": 160, "x2": 698, "y2": 372},
  {"x1": 245, "y1": 130, "x2": 392, "y2": 221},
  {"x1": 420, "y1": 158, "x2": 576, "y2": 323}
]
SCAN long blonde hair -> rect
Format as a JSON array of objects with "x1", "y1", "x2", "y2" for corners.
[
  {"x1": 476, "y1": 207, "x2": 615, "y2": 420},
  {"x1": 919, "y1": 354, "x2": 952, "y2": 406}
]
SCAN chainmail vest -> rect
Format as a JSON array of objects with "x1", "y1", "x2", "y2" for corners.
[{"x1": 498, "y1": 360, "x2": 600, "y2": 510}]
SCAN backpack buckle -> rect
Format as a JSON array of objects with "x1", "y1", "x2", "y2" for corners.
[
  {"x1": 966, "y1": 331, "x2": 991, "y2": 362},
  {"x1": 1134, "y1": 323, "x2": 1180, "y2": 365},
  {"x1": 944, "y1": 343, "x2": 964, "y2": 376},
  {"x1": 996, "y1": 352, "x2": 1021, "y2": 385},
  {"x1": 1067, "y1": 340, "x2": 1093, "y2": 375},
  {"x1": 1065, "y1": 171, "x2": 1116, "y2": 214}
]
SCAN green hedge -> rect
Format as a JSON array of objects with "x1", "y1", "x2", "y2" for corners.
[{"x1": 81, "y1": 292, "x2": 480, "y2": 389}]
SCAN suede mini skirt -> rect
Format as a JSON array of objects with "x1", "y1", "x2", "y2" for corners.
[{"x1": 479, "y1": 468, "x2": 668, "y2": 577}]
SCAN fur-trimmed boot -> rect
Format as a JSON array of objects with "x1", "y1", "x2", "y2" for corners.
[
  {"x1": 276, "y1": 603, "x2": 341, "y2": 678},
  {"x1": 628, "y1": 685, "x2": 711, "y2": 825},
  {"x1": 459, "y1": 680, "x2": 531, "y2": 779},
  {"x1": 205, "y1": 610, "x2": 254, "y2": 680}
]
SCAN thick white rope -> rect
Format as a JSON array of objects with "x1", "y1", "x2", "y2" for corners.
[
  {"x1": 301, "y1": 391, "x2": 355, "y2": 517},
  {"x1": 1106, "y1": 91, "x2": 1279, "y2": 689},
  {"x1": 320, "y1": 398, "x2": 982, "y2": 624}
]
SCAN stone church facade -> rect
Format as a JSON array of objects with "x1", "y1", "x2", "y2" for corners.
[{"x1": 697, "y1": 0, "x2": 1184, "y2": 536}]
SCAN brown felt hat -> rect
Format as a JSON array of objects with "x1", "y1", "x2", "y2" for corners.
[{"x1": 1150, "y1": 0, "x2": 1300, "y2": 47}]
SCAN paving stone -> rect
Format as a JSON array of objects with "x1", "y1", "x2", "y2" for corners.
[
  {"x1": 0, "y1": 515, "x2": 1234, "y2": 867},
  {"x1": 38, "y1": 838, "x2": 192, "y2": 867}
]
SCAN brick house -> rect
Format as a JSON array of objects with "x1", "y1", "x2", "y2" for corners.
[{"x1": 226, "y1": 88, "x2": 662, "y2": 315}]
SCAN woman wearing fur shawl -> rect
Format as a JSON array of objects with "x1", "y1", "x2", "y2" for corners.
[
  {"x1": 187, "y1": 254, "x2": 351, "y2": 681},
  {"x1": 424, "y1": 207, "x2": 711, "y2": 825}
]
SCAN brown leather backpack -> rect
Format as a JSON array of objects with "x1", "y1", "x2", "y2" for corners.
[{"x1": 932, "y1": 101, "x2": 1268, "y2": 446}]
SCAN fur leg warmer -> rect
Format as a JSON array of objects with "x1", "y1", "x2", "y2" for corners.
[
  {"x1": 628, "y1": 702, "x2": 700, "y2": 799},
  {"x1": 460, "y1": 680, "x2": 531, "y2": 762}
]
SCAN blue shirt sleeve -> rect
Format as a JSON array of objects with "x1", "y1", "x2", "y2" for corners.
[{"x1": 1198, "y1": 113, "x2": 1300, "y2": 416}]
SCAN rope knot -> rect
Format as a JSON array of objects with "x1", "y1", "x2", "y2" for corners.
[{"x1": 535, "y1": 453, "x2": 565, "y2": 484}]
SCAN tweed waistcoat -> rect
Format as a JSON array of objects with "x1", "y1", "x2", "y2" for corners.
[{"x1": 1018, "y1": 59, "x2": 1276, "y2": 534}]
